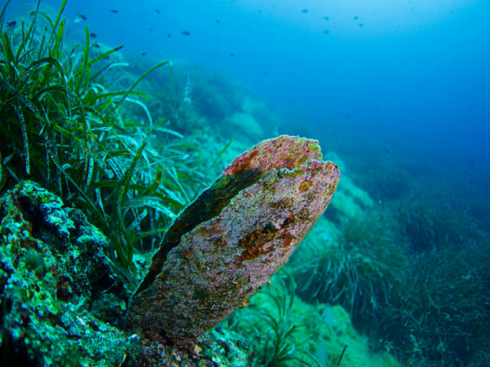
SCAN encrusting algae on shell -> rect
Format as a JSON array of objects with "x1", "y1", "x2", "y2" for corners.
[{"x1": 127, "y1": 135, "x2": 340, "y2": 345}]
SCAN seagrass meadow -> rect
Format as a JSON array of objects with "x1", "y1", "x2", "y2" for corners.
[{"x1": 1, "y1": 1, "x2": 490, "y2": 367}]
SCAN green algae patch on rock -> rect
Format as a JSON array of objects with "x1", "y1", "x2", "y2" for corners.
[
  {"x1": 128, "y1": 135, "x2": 340, "y2": 345},
  {"x1": 0, "y1": 181, "x2": 134, "y2": 366}
]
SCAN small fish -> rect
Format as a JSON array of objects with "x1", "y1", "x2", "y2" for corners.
[
  {"x1": 359, "y1": 23, "x2": 364, "y2": 27},
  {"x1": 141, "y1": 51, "x2": 147, "y2": 56},
  {"x1": 229, "y1": 53, "x2": 235, "y2": 57},
  {"x1": 94, "y1": 43, "x2": 100, "y2": 49},
  {"x1": 6, "y1": 20, "x2": 16, "y2": 28},
  {"x1": 215, "y1": 19, "x2": 221, "y2": 24},
  {"x1": 353, "y1": 16, "x2": 359, "y2": 20},
  {"x1": 167, "y1": 33, "x2": 172, "y2": 38},
  {"x1": 181, "y1": 31, "x2": 191, "y2": 36},
  {"x1": 384, "y1": 146, "x2": 391, "y2": 154},
  {"x1": 76, "y1": 13, "x2": 87, "y2": 21},
  {"x1": 323, "y1": 16, "x2": 329, "y2": 20},
  {"x1": 323, "y1": 29, "x2": 330, "y2": 34},
  {"x1": 155, "y1": 9, "x2": 161, "y2": 14},
  {"x1": 89, "y1": 32, "x2": 97, "y2": 38},
  {"x1": 301, "y1": 9, "x2": 309, "y2": 13},
  {"x1": 110, "y1": 9, "x2": 119, "y2": 13}
]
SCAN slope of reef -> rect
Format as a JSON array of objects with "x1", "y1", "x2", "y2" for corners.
[
  {"x1": 228, "y1": 271, "x2": 399, "y2": 367},
  {"x1": 289, "y1": 155, "x2": 490, "y2": 367}
]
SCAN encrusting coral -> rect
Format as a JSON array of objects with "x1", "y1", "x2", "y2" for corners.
[{"x1": 127, "y1": 135, "x2": 340, "y2": 345}]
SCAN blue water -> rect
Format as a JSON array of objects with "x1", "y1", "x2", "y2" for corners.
[
  {"x1": 45, "y1": 1, "x2": 488, "y2": 203},
  {"x1": 8, "y1": 1, "x2": 489, "y2": 204}
]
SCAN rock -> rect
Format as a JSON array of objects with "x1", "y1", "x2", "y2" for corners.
[{"x1": 0, "y1": 181, "x2": 131, "y2": 366}]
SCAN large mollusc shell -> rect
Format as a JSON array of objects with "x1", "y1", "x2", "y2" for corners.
[{"x1": 127, "y1": 135, "x2": 340, "y2": 345}]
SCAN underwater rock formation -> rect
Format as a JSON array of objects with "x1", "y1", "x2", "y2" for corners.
[
  {"x1": 128, "y1": 135, "x2": 340, "y2": 345},
  {"x1": 0, "y1": 181, "x2": 132, "y2": 366}
]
